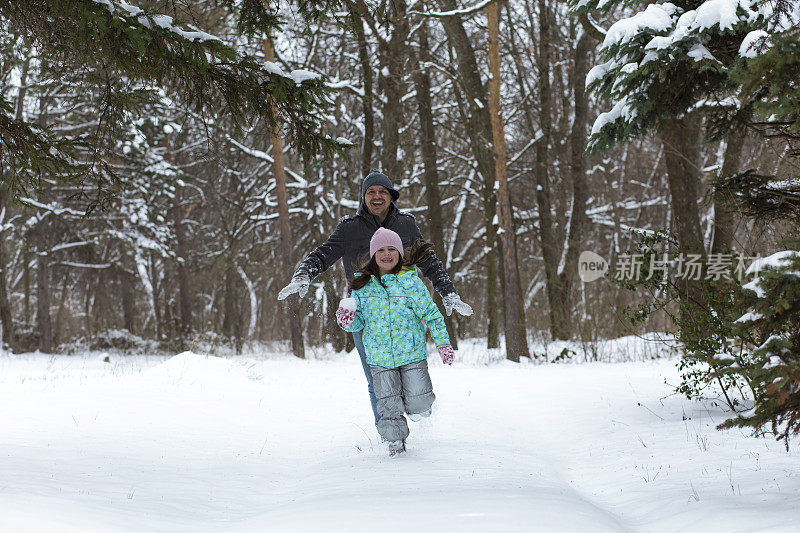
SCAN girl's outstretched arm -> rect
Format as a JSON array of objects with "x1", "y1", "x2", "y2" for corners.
[{"x1": 408, "y1": 275, "x2": 450, "y2": 347}]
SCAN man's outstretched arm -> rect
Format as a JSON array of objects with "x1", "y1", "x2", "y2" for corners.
[
  {"x1": 277, "y1": 218, "x2": 349, "y2": 300},
  {"x1": 410, "y1": 224, "x2": 473, "y2": 317}
]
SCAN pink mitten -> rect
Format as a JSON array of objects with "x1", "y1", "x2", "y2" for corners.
[
  {"x1": 438, "y1": 345, "x2": 454, "y2": 365},
  {"x1": 336, "y1": 307, "x2": 355, "y2": 328}
]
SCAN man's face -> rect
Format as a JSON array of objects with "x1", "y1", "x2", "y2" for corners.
[{"x1": 365, "y1": 185, "x2": 391, "y2": 218}]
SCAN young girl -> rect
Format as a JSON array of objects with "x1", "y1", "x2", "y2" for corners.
[{"x1": 336, "y1": 227, "x2": 454, "y2": 456}]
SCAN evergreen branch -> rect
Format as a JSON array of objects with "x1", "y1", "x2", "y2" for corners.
[
  {"x1": 0, "y1": 98, "x2": 90, "y2": 198},
  {"x1": 716, "y1": 169, "x2": 800, "y2": 222},
  {"x1": 0, "y1": 0, "x2": 347, "y2": 201}
]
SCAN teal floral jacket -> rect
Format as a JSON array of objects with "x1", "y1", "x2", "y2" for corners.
[{"x1": 343, "y1": 267, "x2": 450, "y2": 368}]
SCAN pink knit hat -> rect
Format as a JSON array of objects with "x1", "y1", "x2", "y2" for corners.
[{"x1": 370, "y1": 228, "x2": 404, "y2": 258}]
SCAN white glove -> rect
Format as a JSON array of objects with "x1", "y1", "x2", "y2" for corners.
[
  {"x1": 442, "y1": 293, "x2": 473, "y2": 317},
  {"x1": 338, "y1": 297, "x2": 357, "y2": 312},
  {"x1": 277, "y1": 274, "x2": 310, "y2": 300}
]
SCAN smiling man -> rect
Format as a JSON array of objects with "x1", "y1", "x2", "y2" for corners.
[{"x1": 277, "y1": 169, "x2": 472, "y2": 425}]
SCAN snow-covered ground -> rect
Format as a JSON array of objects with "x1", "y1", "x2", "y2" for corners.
[{"x1": 1, "y1": 338, "x2": 797, "y2": 532}]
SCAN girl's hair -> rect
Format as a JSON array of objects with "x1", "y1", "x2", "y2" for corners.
[{"x1": 349, "y1": 239, "x2": 434, "y2": 291}]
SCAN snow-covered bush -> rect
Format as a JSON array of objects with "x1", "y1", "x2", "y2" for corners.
[
  {"x1": 61, "y1": 329, "x2": 160, "y2": 355},
  {"x1": 721, "y1": 245, "x2": 800, "y2": 447}
]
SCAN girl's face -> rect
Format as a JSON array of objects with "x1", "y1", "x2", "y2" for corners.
[{"x1": 375, "y1": 246, "x2": 400, "y2": 274}]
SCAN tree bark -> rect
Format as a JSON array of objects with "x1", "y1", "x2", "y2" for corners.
[
  {"x1": 36, "y1": 249, "x2": 53, "y2": 353},
  {"x1": 661, "y1": 114, "x2": 706, "y2": 314},
  {"x1": 0, "y1": 186, "x2": 15, "y2": 351},
  {"x1": 662, "y1": 115, "x2": 705, "y2": 258},
  {"x1": 119, "y1": 261, "x2": 136, "y2": 334},
  {"x1": 93, "y1": 265, "x2": 113, "y2": 333},
  {"x1": 712, "y1": 129, "x2": 745, "y2": 254},
  {"x1": 487, "y1": 1, "x2": 529, "y2": 361},
  {"x1": 150, "y1": 252, "x2": 162, "y2": 340},
  {"x1": 351, "y1": 10, "x2": 375, "y2": 175},
  {"x1": 548, "y1": 32, "x2": 593, "y2": 340},
  {"x1": 0, "y1": 244, "x2": 14, "y2": 351},
  {"x1": 437, "y1": 0, "x2": 500, "y2": 348},
  {"x1": 222, "y1": 264, "x2": 236, "y2": 340},
  {"x1": 174, "y1": 194, "x2": 192, "y2": 346},
  {"x1": 161, "y1": 261, "x2": 173, "y2": 339},
  {"x1": 23, "y1": 248, "x2": 31, "y2": 326},
  {"x1": 264, "y1": 36, "x2": 305, "y2": 359},
  {"x1": 53, "y1": 269, "x2": 70, "y2": 346},
  {"x1": 377, "y1": 0, "x2": 409, "y2": 178},
  {"x1": 322, "y1": 272, "x2": 346, "y2": 352},
  {"x1": 409, "y1": 17, "x2": 458, "y2": 349},
  {"x1": 530, "y1": 0, "x2": 566, "y2": 340}
]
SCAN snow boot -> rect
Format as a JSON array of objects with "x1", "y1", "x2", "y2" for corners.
[
  {"x1": 408, "y1": 409, "x2": 431, "y2": 422},
  {"x1": 388, "y1": 440, "x2": 406, "y2": 456}
]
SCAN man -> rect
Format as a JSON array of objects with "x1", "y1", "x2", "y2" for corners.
[{"x1": 277, "y1": 169, "x2": 472, "y2": 424}]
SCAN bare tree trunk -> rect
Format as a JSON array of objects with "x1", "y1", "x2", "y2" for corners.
[
  {"x1": 264, "y1": 36, "x2": 305, "y2": 359},
  {"x1": 222, "y1": 264, "x2": 236, "y2": 340},
  {"x1": 0, "y1": 188, "x2": 15, "y2": 351},
  {"x1": 158, "y1": 137, "x2": 192, "y2": 346},
  {"x1": 0, "y1": 244, "x2": 14, "y2": 350},
  {"x1": 409, "y1": 17, "x2": 458, "y2": 349},
  {"x1": 174, "y1": 196, "x2": 192, "y2": 346},
  {"x1": 5, "y1": 51, "x2": 31, "y2": 348},
  {"x1": 378, "y1": 0, "x2": 409, "y2": 178},
  {"x1": 350, "y1": 10, "x2": 375, "y2": 175},
  {"x1": 322, "y1": 272, "x2": 346, "y2": 352},
  {"x1": 36, "y1": 248, "x2": 53, "y2": 353},
  {"x1": 712, "y1": 129, "x2": 745, "y2": 254},
  {"x1": 662, "y1": 115, "x2": 705, "y2": 258},
  {"x1": 92, "y1": 247, "x2": 113, "y2": 333},
  {"x1": 661, "y1": 114, "x2": 706, "y2": 318},
  {"x1": 530, "y1": 0, "x2": 565, "y2": 340},
  {"x1": 487, "y1": 1, "x2": 529, "y2": 361},
  {"x1": 119, "y1": 261, "x2": 135, "y2": 333},
  {"x1": 161, "y1": 264, "x2": 174, "y2": 340},
  {"x1": 437, "y1": 0, "x2": 500, "y2": 348},
  {"x1": 23, "y1": 248, "x2": 31, "y2": 326},
  {"x1": 150, "y1": 253, "x2": 162, "y2": 340},
  {"x1": 549, "y1": 32, "x2": 593, "y2": 340},
  {"x1": 54, "y1": 270, "x2": 70, "y2": 346}
]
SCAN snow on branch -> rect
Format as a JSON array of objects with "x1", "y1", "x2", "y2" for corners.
[
  {"x1": 18, "y1": 198, "x2": 88, "y2": 218},
  {"x1": 409, "y1": 0, "x2": 496, "y2": 19},
  {"x1": 227, "y1": 137, "x2": 309, "y2": 188},
  {"x1": 53, "y1": 261, "x2": 113, "y2": 269},
  {"x1": 50, "y1": 241, "x2": 93, "y2": 253},
  {"x1": 91, "y1": 0, "x2": 221, "y2": 43}
]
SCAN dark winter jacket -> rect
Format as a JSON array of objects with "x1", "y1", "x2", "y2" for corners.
[{"x1": 294, "y1": 203, "x2": 456, "y2": 297}]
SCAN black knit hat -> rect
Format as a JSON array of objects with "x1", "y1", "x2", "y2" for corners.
[{"x1": 361, "y1": 169, "x2": 400, "y2": 202}]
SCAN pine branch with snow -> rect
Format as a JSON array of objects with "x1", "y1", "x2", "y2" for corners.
[
  {"x1": 570, "y1": 0, "x2": 800, "y2": 153},
  {"x1": 722, "y1": 244, "x2": 800, "y2": 448},
  {"x1": 0, "y1": 0, "x2": 342, "y2": 202}
]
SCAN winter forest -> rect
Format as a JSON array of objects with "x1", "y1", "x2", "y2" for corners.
[{"x1": 1, "y1": 0, "x2": 800, "y2": 529}]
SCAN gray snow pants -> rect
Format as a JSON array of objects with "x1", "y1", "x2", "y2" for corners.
[{"x1": 369, "y1": 359, "x2": 435, "y2": 442}]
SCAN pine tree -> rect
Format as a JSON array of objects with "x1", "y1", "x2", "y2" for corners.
[
  {"x1": 569, "y1": 0, "x2": 800, "y2": 426},
  {"x1": 0, "y1": 0, "x2": 343, "y2": 203},
  {"x1": 713, "y1": 24, "x2": 800, "y2": 443},
  {"x1": 721, "y1": 243, "x2": 800, "y2": 448},
  {"x1": 570, "y1": 0, "x2": 759, "y2": 152}
]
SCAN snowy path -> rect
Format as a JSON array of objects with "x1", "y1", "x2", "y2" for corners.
[{"x1": 1, "y1": 349, "x2": 797, "y2": 532}]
